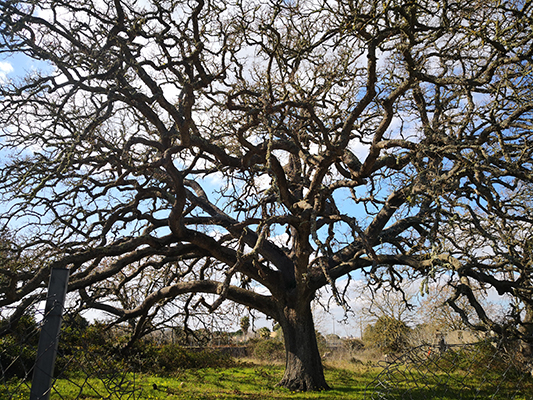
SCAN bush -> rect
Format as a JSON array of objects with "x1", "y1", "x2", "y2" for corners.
[
  {"x1": 56, "y1": 320, "x2": 235, "y2": 377},
  {"x1": 0, "y1": 314, "x2": 39, "y2": 380},
  {"x1": 1, "y1": 316, "x2": 237, "y2": 380},
  {"x1": 55, "y1": 319, "x2": 128, "y2": 377},
  {"x1": 435, "y1": 340, "x2": 526, "y2": 378},
  {"x1": 0, "y1": 335, "x2": 37, "y2": 380},
  {"x1": 250, "y1": 339, "x2": 285, "y2": 361},
  {"x1": 153, "y1": 344, "x2": 234, "y2": 373},
  {"x1": 120, "y1": 341, "x2": 235, "y2": 375},
  {"x1": 344, "y1": 338, "x2": 365, "y2": 352}
]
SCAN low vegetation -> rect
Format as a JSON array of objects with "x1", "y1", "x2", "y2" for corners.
[
  {"x1": 2, "y1": 364, "x2": 382, "y2": 400},
  {"x1": 3, "y1": 356, "x2": 532, "y2": 400},
  {"x1": 2, "y1": 315, "x2": 533, "y2": 399}
]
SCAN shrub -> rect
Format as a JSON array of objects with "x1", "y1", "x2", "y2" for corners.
[
  {"x1": 0, "y1": 314, "x2": 39, "y2": 380},
  {"x1": 56, "y1": 321, "x2": 236, "y2": 376},
  {"x1": 154, "y1": 344, "x2": 234, "y2": 372},
  {"x1": 345, "y1": 338, "x2": 365, "y2": 352},
  {"x1": 0, "y1": 335, "x2": 36, "y2": 380},
  {"x1": 124, "y1": 342, "x2": 235, "y2": 375},
  {"x1": 250, "y1": 339, "x2": 285, "y2": 361},
  {"x1": 435, "y1": 340, "x2": 526, "y2": 379}
]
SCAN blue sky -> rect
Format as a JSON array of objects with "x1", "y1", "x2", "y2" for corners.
[{"x1": 0, "y1": 52, "x2": 53, "y2": 85}]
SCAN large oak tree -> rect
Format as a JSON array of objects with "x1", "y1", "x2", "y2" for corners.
[{"x1": 1, "y1": 0, "x2": 533, "y2": 390}]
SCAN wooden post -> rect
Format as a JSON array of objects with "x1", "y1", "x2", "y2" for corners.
[{"x1": 30, "y1": 268, "x2": 69, "y2": 400}]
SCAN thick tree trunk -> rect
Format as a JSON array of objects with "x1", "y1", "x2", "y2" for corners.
[{"x1": 277, "y1": 301, "x2": 330, "y2": 391}]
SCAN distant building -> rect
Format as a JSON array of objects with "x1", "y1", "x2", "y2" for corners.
[{"x1": 444, "y1": 330, "x2": 481, "y2": 345}]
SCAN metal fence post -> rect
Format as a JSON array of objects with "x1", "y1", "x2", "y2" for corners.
[{"x1": 30, "y1": 267, "x2": 70, "y2": 400}]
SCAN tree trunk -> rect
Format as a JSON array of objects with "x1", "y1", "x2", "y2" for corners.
[
  {"x1": 519, "y1": 304, "x2": 533, "y2": 358},
  {"x1": 277, "y1": 301, "x2": 330, "y2": 391}
]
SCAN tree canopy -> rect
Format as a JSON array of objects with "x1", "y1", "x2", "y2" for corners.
[
  {"x1": 363, "y1": 315, "x2": 411, "y2": 353},
  {"x1": 1, "y1": 0, "x2": 533, "y2": 391}
]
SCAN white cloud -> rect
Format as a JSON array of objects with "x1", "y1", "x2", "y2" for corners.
[{"x1": 0, "y1": 61, "x2": 14, "y2": 82}]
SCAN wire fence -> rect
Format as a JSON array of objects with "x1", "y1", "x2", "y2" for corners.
[
  {"x1": 364, "y1": 339, "x2": 533, "y2": 399},
  {"x1": 1, "y1": 286, "x2": 533, "y2": 399},
  {"x1": 0, "y1": 293, "x2": 141, "y2": 400}
]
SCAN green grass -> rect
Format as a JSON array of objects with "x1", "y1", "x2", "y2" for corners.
[
  {"x1": 1, "y1": 363, "x2": 378, "y2": 399},
  {"x1": 2, "y1": 362, "x2": 532, "y2": 399}
]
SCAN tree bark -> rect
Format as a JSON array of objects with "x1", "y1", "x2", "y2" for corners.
[
  {"x1": 519, "y1": 304, "x2": 533, "y2": 358},
  {"x1": 277, "y1": 301, "x2": 330, "y2": 391}
]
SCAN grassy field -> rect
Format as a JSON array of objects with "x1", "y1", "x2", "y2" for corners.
[
  {"x1": 3, "y1": 362, "x2": 379, "y2": 400},
  {"x1": 3, "y1": 360, "x2": 533, "y2": 399}
]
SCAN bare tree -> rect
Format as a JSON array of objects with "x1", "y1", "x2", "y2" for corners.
[
  {"x1": 360, "y1": 283, "x2": 418, "y2": 325},
  {"x1": 417, "y1": 283, "x2": 497, "y2": 332},
  {"x1": 431, "y1": 194, "x2": 533, "y2": 343},
  {"x1": 1, "y1": 0, "x2": 533, "y2": 391}
]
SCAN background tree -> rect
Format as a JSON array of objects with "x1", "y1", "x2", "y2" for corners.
[
  {"x1": 257, "y1": 326, "x2": 271, "y2": 339},
  {"x1": 357, "y1": 282, "x2": 418, "y2": 328},
  {"x1": 363, "y1": 315, "x2": 411, "y2": 353},
  {"x1": 240, "y1": 316, "x2": 250, "y2": 336},
  {"x1": 1, "y1": 0, "x2": 533, "y2": 391}
]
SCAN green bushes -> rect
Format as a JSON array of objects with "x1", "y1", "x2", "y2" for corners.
[
  {"x1": 63, "y1": 338, "x2": 236, "y2": 377},
  {"x1": 434, "y1": 340, "x2": 527, "y2": 379},
  {"x1": 0, "y1": 315, "x2": 240, "y2": 381},
  {"x1": 249, "y1": 339, "x2": 285, "y2": 361},
  {"x1": 138, "y1": 343, "x2": 235, "y2": 374},
  {"x1": 0, "y1": 334, "x2": 37, "y2": 379},
  {"x1": 0, "y1": 315, "x2": 39, "y2": 380},
  {"x1": 1, "y1": 316, "x2": 236, "y2": 379}
]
